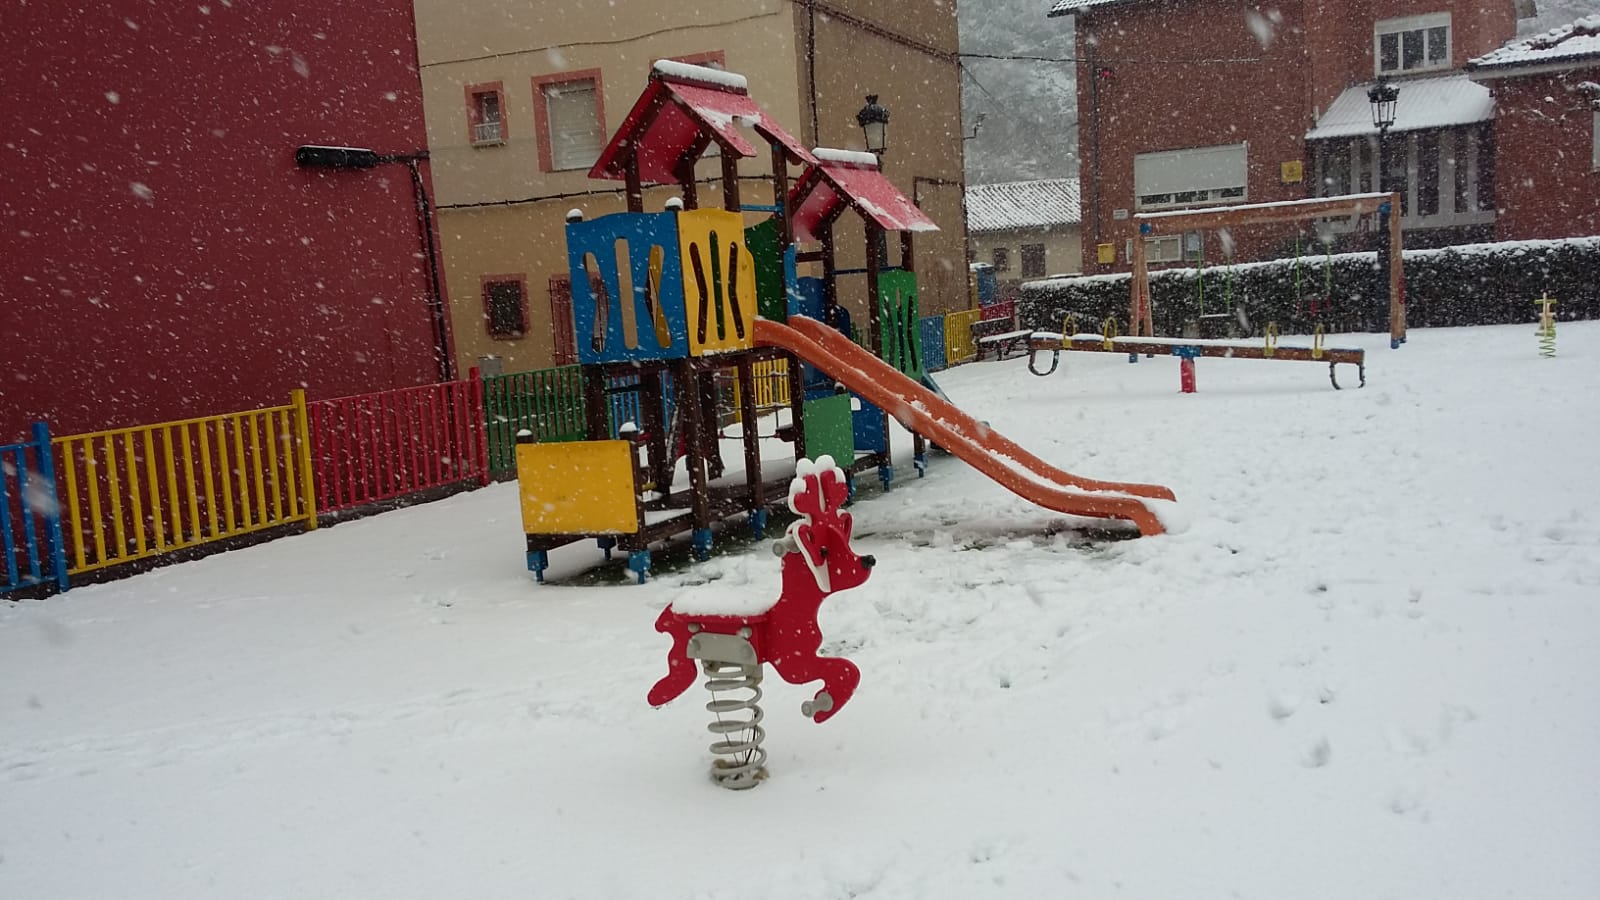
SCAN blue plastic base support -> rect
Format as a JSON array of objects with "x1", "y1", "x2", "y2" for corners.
[
  {"x1": 879, "y1": 464, "x2": 894, "y2": 491},
  {"x1": 597, "y1": 536, "x2": 617, "y2": 560},
  {"x1": 748, "y1": 508, "x2": 769, "y2": 538},
  {"x1": 914, "y1": 453, "x2": 927, "y2": 477},
  {"x1": 526, "y1": 549, "x2": 549, "y2": 583},
  {"x1": 628, "y1": 550, "x2": 651, "y2": 585},
  {"x1": 691, "y1": 527, "x2": 714, "y2": 561},
  {"x1": 1391, "y1": 338, "x2": 1402, "y2": 349},
  {"x1": 846, "y1": 476, "x2": 857, "y2": 502},
  {"x1": 1128, "y1": 353, "x2": 1140, "y2": 363}
]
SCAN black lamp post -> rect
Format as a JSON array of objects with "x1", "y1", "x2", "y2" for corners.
[
  {"x1": 295, "y1": 144, "x2": 453, "y2": 382},
  {"x1": 856, "y1": 95, "x2": 889, "y2": 158},
  {"x1": 1364, "y1": 80, "x2": 1399, "y2": 335},
  {"x1": 1366, "y1": 78, "x2": 1398, "y2": 195}
]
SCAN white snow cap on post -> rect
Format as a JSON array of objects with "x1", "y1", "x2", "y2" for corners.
[
  {"x1": 812, "y1": 148, "x2": 881, "y2": 167},
  {"x1": 651, "y1": 59, "x2": 749, "y2": 91}
]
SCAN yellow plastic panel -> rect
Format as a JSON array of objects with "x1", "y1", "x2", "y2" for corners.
[
  {"x1": 678, "y1": 208, "x2": 756, "y2": 356},
  {"x1": 517, "y1": 440, "x2": 640, "y2": 535}
]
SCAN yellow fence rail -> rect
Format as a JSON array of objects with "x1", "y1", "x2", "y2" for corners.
[
  {"x1": 945, "y1": 308, "x2": 981, "y2": 366},
  {"x1": 726, "y1": 359, "x2": 791, "y2": 425},
  {"x1": 54, "y1": 391, "x2": 317, "y2": 576}
]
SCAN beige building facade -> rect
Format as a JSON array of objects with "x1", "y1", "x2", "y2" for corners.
[
  {"x1": 413, "y1": 0, "x2": 967, "y2": 375},
  {"x1": 965, "y1": 178, "x2": 1084, "y2": 297}
]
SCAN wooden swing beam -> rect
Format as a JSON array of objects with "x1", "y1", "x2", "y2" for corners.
[{"x1": 1128, "y1": 192, "x2": 1405, "y2": 348}]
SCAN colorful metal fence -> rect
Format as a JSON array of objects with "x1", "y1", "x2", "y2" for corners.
[
  {"x1": 53, "y1": 392, "x2": 317, "y2": 577},
  {"x1": 981, "y1": 299, "x2": 1017, "y2": 323},
  {"x1": 1, "y1": 423, "x2": 69, "y2": 594},
  {"x1": 307, "y1": 378, "x2": 489, "y2": 514},
  {"x1": 483, "y1": 366, "x2": 586, "y2": 478},
  {"x1": 919, "y1": 316, "x2": 948, "y2": 373},
  {"x1": 945, "y1": 308, "x2": 981, "y2": 366}
]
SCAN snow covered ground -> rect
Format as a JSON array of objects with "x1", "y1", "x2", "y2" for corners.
[{"x1": 4, "y1": 322, "x2": 1598, "y2": 900}]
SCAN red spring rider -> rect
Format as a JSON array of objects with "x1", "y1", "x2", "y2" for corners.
[{"x1": 647, "y1": 455, "x2": 875, "y2": 789}]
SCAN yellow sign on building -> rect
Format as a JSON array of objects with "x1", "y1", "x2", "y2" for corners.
[
  {"x1": 1097, "y1": 242, "x2": 1117, "y2": 264},
  {"x1": 1281, "y1": 160, "x2": 1304, "y2": 183}
]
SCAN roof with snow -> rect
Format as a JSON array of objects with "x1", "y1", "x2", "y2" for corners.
[
  {"x1": 788, "y1": 151, "x2": 939, "y2": 242},
  {"x1": 589, "y1": 62, "x2": 813, "y2": 184},
  {"x1": 1306, "y1": 73, "x2": 1493, "y2": 141},
  {"x1": 1467, "y1": 15, "x2": 1600, "y2": 74},
  {"x1": 965, "y1": 179, "x2": 1081, "y2": 233},
  {"x1": 1047, "y1": 0, "x2": 1144, "y2": 15}
]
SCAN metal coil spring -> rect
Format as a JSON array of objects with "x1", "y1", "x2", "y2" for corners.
[
  {"x1": 703, "y1": 660, "x2": 767, "y2": 790},
  {"x1": 1538, "y1": 323, "x2": 1557, "y2": 359}
]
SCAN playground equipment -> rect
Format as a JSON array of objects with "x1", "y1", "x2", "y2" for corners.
[
  {"x1": 647, "y1": 457, "x2": 873, "y2": 789},
  {"x1": 1026, "y1": 317, "x2": 1366, "y2": 390},
  {"x1": 1535, "y1": 294, "x2": 1557, "y2": 358},
  {"x1": 517, "y1": 60, "x2": 1175, "y2": 584},
  {"x1": 1130, "y1": 192, "x2": 1407, "y2": 349}
]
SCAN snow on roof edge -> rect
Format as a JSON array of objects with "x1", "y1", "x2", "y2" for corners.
[
  {"x1": 812, "y1": 147, "x2": 881, "y2": 167},
  {"x1": 651, "y1": 59, "x2": 749, "y2": 92}
]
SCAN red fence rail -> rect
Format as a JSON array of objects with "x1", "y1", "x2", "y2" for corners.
[
  {"x1": 306, "y1": 376, "x2": 488, "y2": 513},
  {"x1": 980, "y1": 299, "x2": 1016, "y2": 322}
]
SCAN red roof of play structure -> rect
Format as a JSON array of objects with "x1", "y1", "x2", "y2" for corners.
[
  {"x1": 590, "y1": 69, "x2": 813, "y2": 184},
  {"x1": 789, "y1": 152, "x2": 940, "y2": 241}
]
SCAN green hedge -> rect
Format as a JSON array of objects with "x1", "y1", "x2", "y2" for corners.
[{"x1": 1020, "y1": 236, "x2": 1600, "y2": 336}]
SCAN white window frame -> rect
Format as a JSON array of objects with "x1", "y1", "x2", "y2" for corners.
[
  {"x1": 471, "y1": 90, "x2": 504, "y2": 146},
  {"x1": 1134, "y1": 143, "x2": 1249, "y2": 211},
  {"x1": 1309, "y1": 128, "x2": 1494, "y2": 232},
  {"x1": 541, "y1": 77, "x2": 604, "y2": 172},
  {"x1": 1375, "y1": 13, "x2": 1452, "y2": 77},
  {"x1": 1592, "y1": 110, "x2": 1599, "y2": 171}
]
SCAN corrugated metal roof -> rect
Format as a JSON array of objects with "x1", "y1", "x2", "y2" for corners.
[
  {"x1": 1048, "y1": 0, "x2": 1141, "y2": 15},
  {"x1": 965, "y1": 179, "x2": 1081, "y2": 232},
  {"x1": 1468, "y1": 15, "x2": 1600, "y2": 72},
  {"x1": 1306, "y1": 73, "x2": 1493, "y2": 140}
]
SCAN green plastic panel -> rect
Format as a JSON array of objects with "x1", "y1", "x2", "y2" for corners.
[
  {"x1": 746, "y1": 218, "x2": 787, "y2": 323},
  {"x1": 877, "y1": 269, "x2": 924, "y2": 381},
  {"x1": 802, "y1": 393, "x2": 854, "y2": 469}
]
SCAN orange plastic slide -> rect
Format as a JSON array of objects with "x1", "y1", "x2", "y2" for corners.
[{"x1": 754, "y1": 317, "x2": 1175, "y2": 536}]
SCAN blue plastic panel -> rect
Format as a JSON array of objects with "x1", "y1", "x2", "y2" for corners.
[{"x1": 567, "y1": 212, "x2": 689, "y2": 364}]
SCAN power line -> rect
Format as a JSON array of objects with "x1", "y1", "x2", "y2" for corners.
[{"x1": 959, "y1": 51, "x2": 1264, "y2": 65}]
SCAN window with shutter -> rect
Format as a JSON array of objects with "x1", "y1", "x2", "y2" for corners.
[
  {"x1": 483, "y1": 278, "x2": 528, "y2": 339},
  {"x1": 536, "y1": 72, "x2": 605, "y2": 172}
]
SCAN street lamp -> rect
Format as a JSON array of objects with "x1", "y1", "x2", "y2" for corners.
[
  {"x1": 295, "y1": 144, "x2": 453, "y2": 381},
  {"x1": 856, "y1": 95, "x2": 889, "y2": 157},
  {"x1": 1366, "y1": 77, "x2": 1398, "y2": 193}
]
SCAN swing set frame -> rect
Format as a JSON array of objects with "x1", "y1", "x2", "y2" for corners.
[{"x1": 1129, "y1": 192, "x2": 1405, "y2": 348}]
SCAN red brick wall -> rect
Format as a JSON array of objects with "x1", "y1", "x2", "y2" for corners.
[
  {"x1": 2, "y1": 1, "x2": 446, "y2": 438},
  {"x1": 1486, "y1": 69, "x2": 1600, "y2": 240},
  {"x1": 1074, "y1": 0, "x2": 1521, "y2": 276},
  {"x1": 1076, "y1": 0, "x2": 1314, "y2": 273}
]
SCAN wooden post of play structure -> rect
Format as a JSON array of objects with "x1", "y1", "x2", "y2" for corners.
[
  {"x1": 1387, "y1": 193, "x2": 1405, "y2": 348},
  {"x1": 901, "y1": 228, "x2": 926, "y2": 465},
  {"x1": 866, "y1": 221, "x2": 891, "y2": 472},
  {"x1": 642, "y1": 368, "x2": 671, "y2": 490},
  {"x1": 787, "y1": 356, "x2": 807, "y2": 461},
  {"x1": 625, "y1": 155, "x2": 644, "y2": 214},
  {"x1": 820, "y1": 222, "x2": 838, "y2": 326},
  {"x1": 583, "y1": 365, "x2": 608, "y2": 440},
  {"x1": 721, "y1": 149, "x2": 741, "y2": 212},
  {"x1": 1129, "y1": 224, "x2": 1152, "y2": 340},
  {"x1": 771, "y1": 141, "x2": 792, "y2": 247},
  {"x1": 736, "y1": 357, "x2": 764, "y2": 513},
  {"x1": 675, "y1": 358, "x2": 712, "y2": 533}
]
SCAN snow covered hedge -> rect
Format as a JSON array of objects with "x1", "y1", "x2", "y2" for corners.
[{"x1": 1019, "y1": 236, "x2": 1600, "y2": 335}]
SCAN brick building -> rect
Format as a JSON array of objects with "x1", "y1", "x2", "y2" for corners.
[
  {"x1": 3, "y1": 0, "x2": 448, "y2": 438},
  {"x1": 1049, "y1": 0, "x2": 1537, "y2": 274},
  {"x1": 1467, "y1": 16, "x2": 1600, "y2": 239}
]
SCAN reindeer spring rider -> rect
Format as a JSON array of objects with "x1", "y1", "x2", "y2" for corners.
[{"x1": 647, "y1": 456, "x2": 876, "y2": 790}]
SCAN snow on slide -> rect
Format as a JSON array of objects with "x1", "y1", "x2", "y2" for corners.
[{"x1": 754, "y1": 316, "x2": 1176, "y2": 536}]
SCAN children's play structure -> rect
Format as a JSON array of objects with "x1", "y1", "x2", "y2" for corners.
[
  {"x1": 648, "y1": 457, "x2": 872, "y2": 789},
  {"x1": 1027, "y1": 193, "x2": 1401, "y2": 391},
  {"x1": 1534, "y1": 293, "x2": 1557, "y2": 358},
  {"x1": 515, "y1": 61, "x2": 1176, "y2": 585}
]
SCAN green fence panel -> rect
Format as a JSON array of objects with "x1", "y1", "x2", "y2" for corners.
[{"x1": 482, "y1": 366, "x2": 587, "y2": 479}]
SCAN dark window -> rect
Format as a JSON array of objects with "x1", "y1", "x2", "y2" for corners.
[
  {"x1": 1359, "y1": 139, "x2": 1374, "y2": 193},
  {"x1": 484, "y1": 279, "x2": 527, "y2": 338},
  {"x1": 1476, "y1": 125, "x2": 1495, "y2": 212},
  {"x1": 1402, "y1": 30, "x2": 1425, "y2": 70},
  {"x1": 1453, "y1": 129, "x2": 1470, "y2": 213},
  {"x1": 471, "y1": 90, "x2": 504, "y2": 145},
  {"x1": 1321, "y1": 141, "x2": 1352, "y2": 197},
  {"x1": 992, "y1": 247, "x2": 1010, "y2": 272},
  {"x1": 1021, "y1": 244, "x2": 1046, "y2": 278},
  {"x1": 1418, "y1": 132, "x2": 1441, "y2": 217},
  {"x1": 1380, "y1": 33, "x2": 1400, "y2": 72},
  {"x1": 1428, "y1": 27, "x2": 1449, "y2": 66}
]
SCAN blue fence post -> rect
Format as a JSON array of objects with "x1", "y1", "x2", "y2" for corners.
[
  {"x1": 36, "y1": 423, "x2": 68, "y2": 592},
  {"x1": 1, "y1": 422, "x2": 68, "y2": 596}
]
